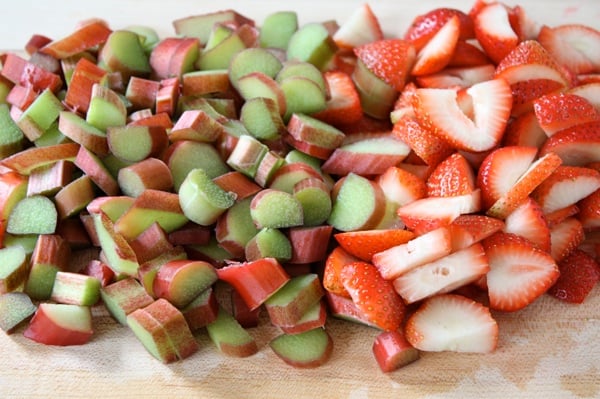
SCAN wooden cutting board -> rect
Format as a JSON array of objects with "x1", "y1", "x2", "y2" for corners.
[{"x1": 1, "y1": 1, "x2": 599, "y2": 398}]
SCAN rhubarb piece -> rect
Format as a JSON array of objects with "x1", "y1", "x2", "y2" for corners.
[
  {"x1": 85, "y1": 84, "x2": 127, "y2": 131},
  {"x1": 240, "y1": 97, "x2": 286, "y2": 140},
  {"x1": 268, "y1": 162, "x2": 325, "y2": 194},
  {"x1": 27, "y1": 160, "x2": 74, "y2": 197},
  {"x1": 244, "y1": 227, "x2": 292, "y2": 262},
  {"x1": 126, "y1": 304, "x2": 178, "y2": 363},
  {"x1": 24, "y1": 234, "x2": 70, "y2": 300},
  {"x1": 169, "y1": 109, "x2": 225, "y2": 143},
  {"x1": 74, "y1": 146, "x2": 120, "y2": 196},
  {"x1": 82, "y1": 259, "x2": 115, "y2": 287},
  {"x1": 0, "y1": 245, "x2": 28, "y2": 294},
  {"x1": 265, "y1": 273, "x2": 324, "y2": 327},
  {"x1": 250, "y1": 188, "x2": 304, "y2": 229},
  {"x1": 372, "y1": 330, "x2": 420, "y2": 373},
  {"x1": 286, "y1": 113, "x2": 345, "y2": 160},
  {"x1": 215, "y1": 197, "x2": 260, "y2": 259},
  {"x1": 181, "y1": 287, "x2": 219, "y2": 331},
  {"x1": 260, "y1": 11, "x2": 298, "y2": 49},
  {"x1": 280, "y1": 76, "x2": 327, "y2": 121},
  {"x1": 113, "y1": 189, "x2": 189, "y2": 241},
  {"x1": 0, "y1": 104, "x2": 25, "y2": 158},
  {"x1": 269, "y1": 327, "x2": 333, "y2": 368},
  {"x1": 24, "y1": 303, "x2": 93, "y2": 346},
  {"x1": 138, "y1": 247, "x2": 188, "y2": 297},
  {"x1": 0, "y1": 292, "x2": 37, "y2": 334},
  {"x1": 0, "y1": 142, "x2": 80, "y2": 175},
  {"x1": 54, "y1": 175, "x2": 95, "y2": 219},
  {"x1": 325, "y1": 291, "x2": 379, "y2": 328},
  {"x1": 287, "y1": 22, "x2": 337, "y2": 71},
  {"x1": 254, "y1": 151, "x2": 286, "y2": 188},
  {"x1": 182, "y1": 69, "x2": 230, "y2": 97},
  {"x1": 87, "y1": 196, "x2": 134, "y2": 221},
  {"x1": 6, "y1": 195, "x2": 57, "y2": 235},
  {"x1": 226, "y1": 134, "x2": 269, "y2": 179},
  {"x1": 327, "y1": 173, "x2": 386, "y2": 231},
  {"x1": 292, "y1": 178, "x2": 331, "y2": 226},
  {"x1": 206, "y1": 307, "x2": 258, "y2": 358},
  {"x1": 126, "y1": 76, "x2": 159, "y2": 110},
  {"x1": 153, "y1": 259, "x2": 218, "y2": 309},
  {"x1": 216, "y1": 257, "x2": 290, "y2": 310},
  {"x1": 229, "y1": 47, "x2": 283, "y2": 89},
  {"x1": 173, "y1": 9, "x2": 254, "y2": 45},
  {"x1": 64, "y1": 58, "x2": 108, "y2": 113},
  {"x1": 17, "y1": 88, "x2": 63, "y2": 141},
  {"x1": 287, "y1": 225, "x2": 333, "y2": 264},
  {"x1": 93, "y1": 211, "x2": 139, "y2": 276},
  {"x1": 107, "y1": 125, "x2": 168, "y2": 163},
  {"x1": 129, "y1": 222, "x2": 174, "y2": 264},
  {"x1": 50, "y1": 271, "x2": 101, "y2": 306},
  {"x1": 98, "y1": 29, "x2": 151, "y2": 81},
  {"x1": 235, "y1": 72, "x2": 287, "y2": 117},
  {"x1": 167, "y1": 223, "x2": 211, "y2": 247},
  {"x1": 164, "y1": 140, "x2": 230, "y2": 191},
  {"x1": 0, "y1": 172, "x2": 28, "y2": 234},
  {"x1": 40, "y1": 19, "x2": 111, "y2": 59},
  {"x1": 118, "y1": 157, "x2": 173, "y2": 197},
  {"x1": 59, "y1": 111, "x2": 108, "y2": 156},
  {"x1": 230, "y1": 288, "x2": 260, "y2": 328},
  {"x1": 352, "y1": 55, "x2": 400, "y2": 120},
  {"x1": 178, "y1": 168, "x2": 236, "y2": 226},
  {"x1": 197, "y1": 30, "x2": 247, "y2": 70},
  {"x1": 1, "y1": 53, "x2": 62, "y2": 93},
  {"x1": 279, "y1": 300, "x2": 327, "y2": 335}
]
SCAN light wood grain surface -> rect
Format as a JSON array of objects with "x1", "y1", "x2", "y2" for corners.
[{"x1": 1, "y1": 1, "x2": 600, "y2": 398}]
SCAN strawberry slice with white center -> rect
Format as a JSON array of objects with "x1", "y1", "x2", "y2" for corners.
[
  {"x1": 549, "y1": 217, "x2": 585, "y2": 263},
  {"x1": 333, "y1": 3, "x2": 383, "y2": 52},
  {"x1": 533, "y1": 92, "x2": 600, "y2": 137},
  {"x1": 415, "y1": 64, "x2": 495, "y2": 89},
  {"x1": 372, "y1": 227, "x2": 453, "y2": 280},
  {"x1": 375, "y1": 166, "x2": 427, "y2": 207},
  {"x1": 537, "y1": 24, "x2": 600, "y2": 75},
  {"x1": 483, "y1": 232, "x2": 559, "y2": 312},
  {"x1": 448, "y1": 214, "x2": 504, "y2": 251},
  {"x1": 568, "y1": 82, "x2": 600, "y2": 110},
  {"x1": 503, "y1": 197, "x2": 551, "y2": 252},
  {"x1": 426, "y1": 152, "x2": 475, "y2": 197},
  {"x1": 473, "y1": 2, "x2": 519, "y2": 64},
  {"x1": 411, "y1": 15, "x2": 460, "y2": 76},
  {"x1": 532, "y1": 165, "x2": 600, "y2": 214},
  {"x1": 539, "y1": 121, "x2": 600, "y2": 166},
  {"x1": 397, "y1": 190, "x2": 481, "y2": 235},
  {"x1": 502, "y1": 111, "x2": 547, "y2": 148},
  {"x1": 404, "y1": 7, "x2": 475, "y2": 52},
  {"x1": 404, "y1": 294, "x2": 498, "y2": 353},
  {"x1": 578, "y1": 189, "x2": 600, "y2": 231},
  {"x1": 393, "y1": 243, "x2": 490, "y2": 304},
  {"x1": 412, "y1": 78, "x2": 512, "y2": 152},
  {"x1": 312, "y1": 70, "x2": 363, "y2": 127}
]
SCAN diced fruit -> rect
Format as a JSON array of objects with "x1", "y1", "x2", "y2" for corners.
[
  {"x1": 101, "y1": 278, "x2": 155, "y2": 325},
  {"x1": 50, "y1": 271, "x2": 101, "y2": 306},
  {"x1": 206, "y1": 307, "x2": 258, "y2": 358},
  {"x1": 334, "y1": 229, "x2": 414, "y2": 262},
  {"x1": 372, "y1": 330, "x2": 420, "y2": 373},
  {"x1": 0, "y1": 245, "x2": 28, "y2": 294},
  {"x1": 0, "y1": 292, "x2": 37, "y2": 334},
  {"x1": 153, "y1": 259, "x2": 217, "y2": 309},
  {"x1": 405, "y1": 294, "x2": 498, "y2": 353},
  {"x1": 269, "y1": 327, "x2": 333, "y2": 368},
  {"x1": 265, "y1": 273, "x2": 324, "y2": 327},
  {"x1": 547, "y1": 249, "x2": 600, "y2": 304},
  {"x1": 24, "y1": 303, "x2": 93, "y2": 346}
]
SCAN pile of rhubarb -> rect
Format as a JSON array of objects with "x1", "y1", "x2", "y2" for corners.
[{"x1": 0, "y1": 0, "x2": 599, "y2": 373}]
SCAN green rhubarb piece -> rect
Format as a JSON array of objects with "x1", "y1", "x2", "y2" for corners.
[
  {"x1": 173, "y1": 10, "x2": 252, "y2": 45},
  {"x1": 2, "y1": 234, "x2": 38, "y2": 255},
  {"x1": 244, "y1": 227, "x2": 292, "y2": 262},
  {"x1": 167, "y1": 141, "x2": 230, "y2": 191},
  {"x1": 0, "y1": 292, "x2": 37, "y2": 333},
  {"x1": 254, "y1": 151, "x2": 285, "y2": 188},
  {"x1": 259, "y1": 11, "x2": 298, "y2": 50},
  {"x1": 0, "y1": 78, "x2": 10, "y2": 104},
  {"x1": 50, "y1": 271, "x2": 101, "y2": 306},
  {"x1": 206, "y1": 307, "x2": 258, "y2": 357},
  {"x1": 188, "y1": 236, "x2": 233, "y2": 266},
  {"x1": 235, "y1": 72, "x2": 285, "y2": 113},
  {"x1": 127, "y1": 307, "x2": 177, "y2": 363},
  {"x1": 86, "y1": 85, "x2": 127, "y2": 131},
  {"x1": 0, "y1": 104, "x2": 25, "y2": 158},
  {"x1": 0, "y1": 245, "x2": 28, "y2": 294},
  {"x1": 250, "y1": 189, "x2": 304, "y2": 229},
  {"x1": 99, "y1": 30, "x2": 151, "y2": 80},
  {"x1": 221, "y1": 119, "x2": 250, "y2": 138},
  {"x1": 286, "y1": 23, "x2": 337, "y2": 71},
  {"x1": 288, "y1": 113, "x2": 346, "y2": 149},
  {"x1": 138, "y1": 247, "x2": 188, "y2": 297},
  {"x1": 101, "y1": 278, "x2": 155, "y2": 325},
  {"x1": 293, "y1": 178, "x2": 332, "y2": 226},
  {"x1": 226, "y1": 134, "x2": 269, "y2": 178},
  {"x1": 197, "y1": 31, "x2": 246, "y2": 71},
  {"x1": 18, "y1": 88, "x2": 63, "y2": 134},
  {"x1": 93, "y1": 211, "x2": 140, "y2": 276},
  {"x1": 327, "y1": 173, "x2": 382, "y2": 232},
  {"x1": 6, "y1": 195, "x2": 57, "y2": 235},
  {"x1": 107, "y1": 125, "x2": 163, "y2": 163},
  {"x1": 280, "y1": 77, "x2": 327, "y2": 121},
  {"x1": 215, "y1": 197, "x2": 259, "y2": 258},
  {"x1": 33, "y1": 121, "x2": 70, "y2": 147},
  {"x1": 178, "y1": 168, "x2": 236, "y2": 226},
  {"x1": 275, "y1": 60, "x2": 327, "y2": 95},
  {"x1": 204, "y1": 24, "x2": 234, "y2": 51},
  {"x1": 24, "y1": 263, "x2": 60, "y2": 300},
  {"x1": 265, "y1": 273, "x2": 323, "y2": 326},
  {"x1": 285, "y1": 150, "x2": 324, "y2": 173},
  {"x1": 125, "y1": 25, "x2": 160, "y2": 52},
  {"x1": 269, "y1": 327, "x2": 333, "y2": 368},
  {"x1": 228, "y1": 47, "x2": 283, "y2": 89},
  {"x1": 240, "y1": 97, "x2": 286, "y2": 141}
]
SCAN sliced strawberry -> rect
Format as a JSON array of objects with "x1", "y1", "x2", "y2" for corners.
[
  {"x1": 375, "y1": 166, "x2": 427, "y2": 207},
  {"x1": 486, "y1": 152, "x2": 563, "y2": 219},
  {"x1": 391, "y1": 115, "x2": 455, "y2": 167},
  {"x1": 545, "y1": 204, "x2": 580, "y2": 228},
  {"x1": 473, "y1": 3, "x2": 519, "y2": 64},
  {"x1": 404, "y1": 8, "x2": 475, "y2": 52},
  {"x1": 568, "y1": 82, "x2": 600, "y2": 110},
  {"x1": 448, "y1": 214, "x2": 505, "y2": 251},
  {"x1": 415, "y1": 64, "x2": 495, "y2": 89},
  {"x1": 447, "y1": 40, "x2": 491, "y2": 67},
  {"x1": 312, "y1": 70, "x2": 363, "y2": 127},
  {"x1": 393, "y1": 244, "x2": 490, "y2": 304},
  {"x1": 477, "y1": 145, "x2": 539, "y2": 209},
  {"x1": 426, "y1": 152, "x2": 475, "y2": 197},
  {"x1": 547, "y1": 249, "x2": 600, "y2": 304},
  {"x1": 532, "y1": 165, "x2": 600, "y2": 214},
  {"x1": 372, "y1": 227, "x2": 453, "y2": 280},
  {"x1": 397, "y1": 190, "x2": 481, "y2": 235},
  {"x1": 578, "y1": 189, "x2": 600, "y2": 230},
  {"x1": 483, "y1": 232, "x2": 559, "y2": 312},
  {"x1": 340, "y1": 261, "x2": 406, "y2": 331},
  {"x1": 404, "y1": 294, "x2": 498, "y2": 353},
  {"x1": 539, "y1": 121, "x2": 600, "y2": 166},
  {"x1": 334, "y1": 229, "x2": 415, "y2": 262},
  {"x1": 390, "y1": 82, "x2": 418, "y2": 122},
  {"x1": 411, "y1": 15, "x2": 460, "y2": 76},
  {"x1": 509, "y1": 4, "x2": 540, "y2": 41},
  {"x1": 538, "y1": 24, "x2": 600, "y2": 75},
  {"x1": 412, "y1": 78, "x2": 512, "y2": 152},
  {"x1": 533, "y1": 92, "x2": 600, "y2": 137},
  {"x1": 502, "y1": 111, "x2": 547, "y2": 148},
  {"x1": 322, "y1": 246, "x2": 360, "y2": 298},
  {"x1": 333, "y1": 3, "x2": 384, "y2": 52},
  {"x1": 354, "y1": 39, "x2": 416, "y2": 92},
  {"x1": 549, "y1": 217, "x2": 585, "y2": 262},
  {"x1": 503, "y1": 197, "x2": 551, "y2": 252}
]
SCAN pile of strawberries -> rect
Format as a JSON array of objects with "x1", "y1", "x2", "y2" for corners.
[{"x1": 321, "y1": 0, "x2": 600, "y2": 367}]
